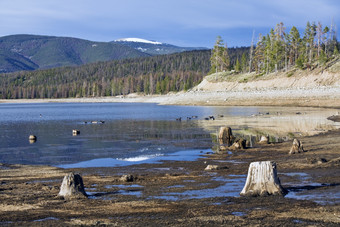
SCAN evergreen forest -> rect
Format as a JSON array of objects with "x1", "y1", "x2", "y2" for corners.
[
  {"x1": 1, "y1": 21, "x2": 338, "y2": 100},
  {"x1": 211, "y1": 21, "x2": 339, "y2": 75}
]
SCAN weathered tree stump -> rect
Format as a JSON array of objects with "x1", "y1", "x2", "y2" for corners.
[
  {"x1": 29, "y1": 135, "x2": 37, "y2": 143},
  {"x1": 72, "y1": 129, "x2": 80, "y2": 136},
  {"x1": 289, "y1": 139, "x2": 305, "y2": 154},
  {"x1": 258, "y1": 135, "x2": 269, "y2": 144},
  {"x1": 240, "y1": 161, "x2": 287, "y2": 196},
  {"x1": 120, "y1": 174, "x2": 135, "y2": 182},
  {"x1": 58, "y1": 172, "x2": 87, "y2": 199},
  {"x1": 230, "y1": 138, "x2": 247, "y2": 150},
  {"x1": 218, "y1": 127, "x2": 234, "y2": 147}
]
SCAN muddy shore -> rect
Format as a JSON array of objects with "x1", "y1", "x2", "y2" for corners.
[{"x1": 1, "y1": 122, "x2": 339, "y2": 226}]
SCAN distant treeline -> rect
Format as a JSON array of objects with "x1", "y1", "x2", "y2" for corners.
[{"x1": 0, "y1": 48, "x2": 249, "y2": 99}]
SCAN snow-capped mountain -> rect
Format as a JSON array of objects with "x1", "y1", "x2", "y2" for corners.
[
  {"x1": 115, "y1": 38, "x2": 162, "y2": 45},
  {"x1": 114, "y1": 38, "x2": 207, "y2": 56}
]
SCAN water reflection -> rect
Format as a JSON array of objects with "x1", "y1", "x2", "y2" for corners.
[{"x1": 0, "y1": 103, "x2": 339, "y2": 166}]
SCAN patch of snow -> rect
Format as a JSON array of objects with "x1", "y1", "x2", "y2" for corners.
[
  {"x1": 92, "y1": 44, "x2": 97, "y2": 47},
  {"x1": 137, "y1": 47, "x2": 147, "y2": 52},
  {"x1": 115, "y1": 38, "x2": 162, "y2": 45}
]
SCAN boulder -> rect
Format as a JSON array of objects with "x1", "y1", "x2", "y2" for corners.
[
  {"x1": 58, "y1": 172, "x2": 87, "y2": 199},
  {"x1": 289, "y1": 139, "x2": 305, "y2": 154},
  {"x1": 240, "y1": 161, "x2": 287, "y2": 196}
]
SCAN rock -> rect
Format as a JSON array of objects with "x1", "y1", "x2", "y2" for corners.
[
  {"x1": 240, "y1": 161, "x2": 287, "y2": 196},
  {"x1": 58, "y1": 172, "x2": 87, "y2": 199},
  {"x1": 289, "y1": 139, "x2": 305, "y2": 154},
  {"x1": 218, "y1": 127, "x2": 234, "y2": 147},
  {"x1": 258, "y1": 135, "x2": 269, "y2": 144},
  {"x1": 204, "y1": 165, "x2": 227, "y2": 171},
  {"x1": 120, "y1": 174, "x2": 134, "y2": 182}
]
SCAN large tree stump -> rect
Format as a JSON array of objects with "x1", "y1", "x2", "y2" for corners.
[
  {"x1": 289, "y1": 139, "x2": 305, "y2": 154},
  {"x1": 218, "y1": 126, "x2": 234, "y2": 148},
  {"x1": 58, "y1": 172, "x2": 87, "y2": 199},
  {"x1": 240, "y1": 161, "x2": 287, "y2": 196}
]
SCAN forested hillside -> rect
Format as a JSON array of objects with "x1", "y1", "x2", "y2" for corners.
[
  {"x1": 0, "y1": 47, "x2": 251, "y2": 99},
  {"x1": 210, "y1": 21, "x2": 339, "y2": 75},
  {"x1": 0, "y1": 35, "x2": 150, "y2": 73}
]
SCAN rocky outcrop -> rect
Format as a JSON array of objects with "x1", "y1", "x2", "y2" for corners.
[
  {"x1": 240, "y1": 161, "x2": 287, "y2": 196},
  {"x1": 58, "y1": 172, "x2": 87, "y2": 199}
]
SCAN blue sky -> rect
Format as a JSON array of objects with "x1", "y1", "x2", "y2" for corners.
[{"x1": 0, "y1": 0, "x2": 339, "y2": 48}]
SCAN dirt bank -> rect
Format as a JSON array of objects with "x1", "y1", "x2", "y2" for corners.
[{"x1": 1, "y1": 127, "x2": 339, "y2": 226}]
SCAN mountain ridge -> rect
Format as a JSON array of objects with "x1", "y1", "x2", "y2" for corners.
[{"x1": 0, "y1": 34, "x2": 206, "y2": 73}]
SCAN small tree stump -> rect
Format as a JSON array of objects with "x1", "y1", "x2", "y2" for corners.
[
  {"x1": 29, "y1": 135, "x2": 37, "y2": 143},
  {"x1": 230, "y1": 138, "x2": 247, "y2": 150},
  {"x1": 58, "y1": 172, "x2": 87, "y2": 199},
  {"x1": 258, "y1": 135, "x2": 269, "y2": 144},
  {"x1": 240, "y1": 161, "x2": 287, "y2": 196},
  {"x1": 120, "y1": 174, "x2": 134, "y2": 182},
  {"x1": 218, "y1": 127, "x2": 234, "y2": 147},
  {"x1": 289, "y1": 139, "x2": 305, "y2": 154},
  {"x1": 72, "y1": 130, "x2": 80, "y2": 136}
]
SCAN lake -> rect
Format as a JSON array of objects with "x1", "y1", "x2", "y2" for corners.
[{"x1": 0, "y1": 102, "x2": 339, "y2": 168}]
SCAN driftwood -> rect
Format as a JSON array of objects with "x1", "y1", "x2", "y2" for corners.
[
  {"x1": 240, "y1": 161, "x2": 287, "y2": 196},
  {"x1": 289, "y1": 139, "x2": 305, "y2": 154},
  {"x1": 58, "y1": 172, "x2": 87, "y2": 199}
]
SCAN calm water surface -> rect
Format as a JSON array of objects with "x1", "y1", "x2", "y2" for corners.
[{"x1": 0, "y1": 102, "x2": 338, "y2": 167}]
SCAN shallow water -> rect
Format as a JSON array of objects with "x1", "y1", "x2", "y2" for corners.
[
  {"x1": 0, "y1": 102, "x2": 339, "y2": 167},
  {"x1": 153, "y1": 175, "x2": 246, "y2": 201}
]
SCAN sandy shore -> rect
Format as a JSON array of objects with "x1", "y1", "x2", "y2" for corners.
[{"x1": 1, "y1": 86, "x2": 340, "y2": 108}]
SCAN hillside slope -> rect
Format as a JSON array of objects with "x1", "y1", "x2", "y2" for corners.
[
  {"x1": 0, "y1": 35, "x2": 150, "y2": 73},
  {"x1": 114, "y1": 38, "x2": 207, "y2": 55},
  {"x1": 195, "y1": 57, "x2": 340, "y2": 92}
]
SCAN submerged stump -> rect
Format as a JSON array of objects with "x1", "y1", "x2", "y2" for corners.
[
  {"x1": 29, "y1": 135, "x2": 37, "y2": 143},
  {"x1": 240, "y1": 161, "x2": 287, "y2": 196},
  {"x1": 58, "y1": 172, "x2": 87, "y2": 199}
]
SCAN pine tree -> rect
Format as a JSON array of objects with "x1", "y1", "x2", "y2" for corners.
[{"x1": 289, "y1": 26, "x2": 301, "y2": 65}]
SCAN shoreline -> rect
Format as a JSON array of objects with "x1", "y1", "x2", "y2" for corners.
[
  {"x1": 1, "y1": 86, "x2": 340, "y2": 109},
  {"x1": 0, "y1": 128, "x2": 339, "y2": 225}
]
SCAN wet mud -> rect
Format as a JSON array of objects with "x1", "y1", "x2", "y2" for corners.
[{"x1": 0, "y1": 129, "x2": 340, "y2": 226}]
